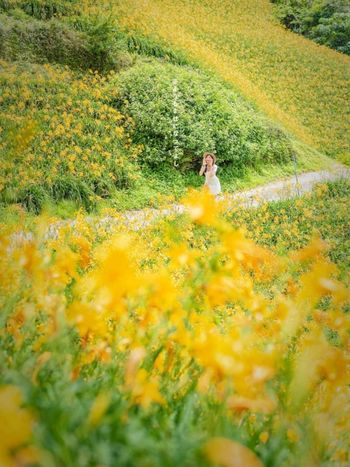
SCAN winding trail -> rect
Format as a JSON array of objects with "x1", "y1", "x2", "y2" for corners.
[
  {"x1": 11, "y1": 162, "x2": 350, "y2": 241},
  {"x1": 225, "y1": 162, "x2": 350, "y2": 207}
]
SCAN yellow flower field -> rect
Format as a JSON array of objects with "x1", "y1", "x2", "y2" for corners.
[
  {"x1": 1, "y1": 181, "x2": 349, "y2": 465},
  {"x1": 0, "y1": 60, "x2": 143, "y2": 212}
]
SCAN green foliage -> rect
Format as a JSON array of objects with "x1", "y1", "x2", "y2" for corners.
[
  {"x1": 110, "y1": 61, "x2": 296, "y2": 173},
  {"x1": 0, "y1": 13, "x2": 134, "y2": 72},
  {"x1": 65, "y1": 14, "x2": 134, "y2": 73},
  {"x1": 49, "y1": 176, "x2": 95, "y2": 211},
  {"x1": 271, "y1": 0, "x2": 350, "y2": 55},
  {"x1": 0, "y1": 0, "x2": 79, "y2": 20},
  {"x1": 0, "y1": 14, "x2": 88, "y2": 68},
  {"x1": 125, "y1": 31, "x2": 194, "y2": 66},
  {"x1": 16, "y1": 183, "x2": 48, "y2": 214},
  {"x1": 0, "y1": 7, "x2": 197, "y2": 73}
]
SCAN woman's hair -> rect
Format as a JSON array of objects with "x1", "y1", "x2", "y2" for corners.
[{"x1": 203, "y1": 152, "x2": 216, "y2": 163}]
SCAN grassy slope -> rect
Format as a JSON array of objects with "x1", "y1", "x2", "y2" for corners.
[{"x1": 107, "y1": 0, "x2": 350, "y2": 162}]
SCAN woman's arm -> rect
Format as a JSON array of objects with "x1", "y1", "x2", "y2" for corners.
[{"x1": 199, "y1": 162, "x2": 206, "y2": 176}]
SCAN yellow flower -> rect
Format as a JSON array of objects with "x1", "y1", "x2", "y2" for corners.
[
  {"x1": 67, "y1": 302, "x2": 109, "y2": 339},
  {"x1": 297, "y1": 260, "x2": 340, "y2": 307},
  {"x1": 166, "y1": 242, "x2": 197, "y2": 268},
  {"x1": 0, "y1": 386, "x2": 34, "y2": 464},
  {"x1": 182, "y1": 187, "x2": 219, "y2": 225},
  {"x1": 130, "y1": 369, "x2": 165, "y2": 409},
  {"x1": 287, "y1": 428, "x2": 300, "y2": 443},
  {"x1": 290, "y1": 235, "x2": 329, "y2": 262},
  {"x1": 259, "y1": 431, "x2": 269, "y2": 444},
  {"x1": 87, "y1": 391, "x2": 111, "y2": 427},
  {"x1": 203, "y1": 437, "x2": 263, "y2": 467}
]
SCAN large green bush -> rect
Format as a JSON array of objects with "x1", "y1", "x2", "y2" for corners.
[
  {"x1": 64, "y1": 14, "x2": 134, "y2": 73},
  {"x1": 0, "y1": 14, "x2": 88, "y2": 68},
  {"x1": 109, "y1": 61, "x2": 296, "y2": 174}
]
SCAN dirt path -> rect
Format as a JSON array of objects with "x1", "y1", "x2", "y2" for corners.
[
  {"x1": 12, "y1": 163, "x2": 350, "y2": 241},
  {"x1": 108, "y1": 162, "x2": 350, "y2": 227},
  {"x1": 224, "y1": 161, "x2": 350, "y2": 207}
]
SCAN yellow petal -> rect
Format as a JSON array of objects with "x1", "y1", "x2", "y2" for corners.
[
  {"x1": 203, "y1": 437, "x2": 263, "y2": 467},
  {"x1": 227, "y1": 395, "x2": 276, "y2": 414},
  {"x1": 87, "y1": 391, "x2": 111, "y2": 427}
]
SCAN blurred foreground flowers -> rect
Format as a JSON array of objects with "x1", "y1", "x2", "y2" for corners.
[{"x1": 0, "y1": 185, "x2": 349, "y2": 466}]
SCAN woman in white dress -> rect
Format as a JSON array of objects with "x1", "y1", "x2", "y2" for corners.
[{"x1": 199, "y1": 152, "x2": 221, "y2": 196}]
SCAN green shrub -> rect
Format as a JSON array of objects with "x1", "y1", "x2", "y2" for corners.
[
  {"x1": 0, "y1": 14, "x2": 89, "y2": 68},
  {"x1": 110, "y1": 61, "x2": 296, "y2": 173},
  {"x1": 65, "y1": 14, "x2": 134, "y2": 72},
  {"x1": 17, "y1": 183, "x2": 48, "y2": 213},
  {"x1": 126, "y1": 32, "x2": 193, "y2": 66}
]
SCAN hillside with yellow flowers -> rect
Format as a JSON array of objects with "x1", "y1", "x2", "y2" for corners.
[
  {"x1": 108, "y1": 0, "x2": 350, "y2": 161},
  {"x1": 1, "y1": 0, "x2": 349, "y2": 214}
]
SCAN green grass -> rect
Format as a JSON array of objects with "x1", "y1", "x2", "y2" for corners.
[
  {"x1": 0, "y1": 144, "x2": 336, "y2": 221},
  {"x1": 223, "y1": 141, "x2": 335, "y2": 192}
]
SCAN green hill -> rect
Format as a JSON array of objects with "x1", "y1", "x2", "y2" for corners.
[{"x1": 0, "y1": 0, "x2": 348, "y2": 213}]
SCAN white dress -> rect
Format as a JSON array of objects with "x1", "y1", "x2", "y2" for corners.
[{"x1": 205, "y1": 164, "x2": 221, "y2": 195}]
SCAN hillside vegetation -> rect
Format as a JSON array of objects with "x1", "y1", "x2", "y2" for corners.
[
  {"x1": 271, "y1": 0, "x2": 350, "y2": 55},
  {"x1": 0, "y1": 0, "x2": 346, "y2": 212},
  {"x1": 1, "y1": 3, "x2": 350, "y2": 466},
  {"x1": 110, "y1": 0, "x2": 350, "y2": 162}
]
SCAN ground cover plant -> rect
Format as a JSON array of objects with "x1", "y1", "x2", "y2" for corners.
[{"x1": 1, "y1": 180, "x2": 349, "y2": 466}]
